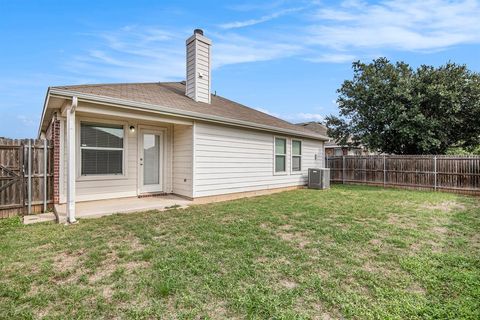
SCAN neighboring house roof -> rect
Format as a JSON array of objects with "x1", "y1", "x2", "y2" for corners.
[
  {"x1": 296, "y1": 121, "x2": 364, "y2": 148},
  {"x1": 296, "y1": 121, "x2": 329, "y2": 136},
  {"x1": 41, "y1": 82, "x2": 329, "y2": 141},
  {"x1": 296, "y1": 122, "x2": 336, "y2": 145}
]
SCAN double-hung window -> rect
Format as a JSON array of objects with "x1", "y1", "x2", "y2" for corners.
[
  {"x1": 292, "y1": 140, "x2": 302, "y2": 172},
  {"x1": 80, "y1": 122, "x2": 124, "y2": 176},
  {"x1": 275, "y1": 137, "x2": 287, "y2": 173}
]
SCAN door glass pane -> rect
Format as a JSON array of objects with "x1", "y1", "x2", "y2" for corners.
[{"x1": 143, "y1": 134, "x2": 160, "y2": 185}]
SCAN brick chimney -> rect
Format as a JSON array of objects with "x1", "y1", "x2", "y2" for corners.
[{"x1": 185, "y1": 29, "x2": 212, "y2": 104}]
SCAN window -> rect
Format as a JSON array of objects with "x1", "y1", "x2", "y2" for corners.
[
  {"x1": 292, "y1": 140, "x2": 302, "y2": 172},
  {"x1": 275, "y1": 137, "x2": 287, "y2": 173},
  {"x1": 80, "y1": 122, "x2": 124, "y2": 175}
]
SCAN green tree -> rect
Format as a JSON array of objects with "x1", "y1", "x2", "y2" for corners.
[{"x1": 326, "y1": 58, "x2": 480, "y2": 154}]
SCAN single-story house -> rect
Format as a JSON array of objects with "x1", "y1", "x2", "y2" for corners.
[
  {"x1": 38, "y1": 29, "x2": 329, "y2": 222},
  {"x1": 296, "y1": 122, "x2": 374, "y2": 156}
]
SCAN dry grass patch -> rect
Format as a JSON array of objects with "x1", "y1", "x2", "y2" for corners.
[{"x1": 421, "y1": 200, "x2": 466, "y2": 212}]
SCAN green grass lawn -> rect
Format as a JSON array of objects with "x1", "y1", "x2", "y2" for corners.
[{"x1": 1, "y1": 185, "x2": 479, "y2": 319}]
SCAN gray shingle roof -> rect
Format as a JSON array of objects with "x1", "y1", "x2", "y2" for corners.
[{"x1": 51, "y1": 82, "x2": 328, "y2": 140}]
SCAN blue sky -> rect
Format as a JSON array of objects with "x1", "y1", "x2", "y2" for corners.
[{"x1": 1, "y1": 0, "x2": 480, "y2": 138}]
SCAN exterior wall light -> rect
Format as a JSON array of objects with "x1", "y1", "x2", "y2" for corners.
[{"x1": 129, "y1": 125, "x2": 135, "y2": 133}]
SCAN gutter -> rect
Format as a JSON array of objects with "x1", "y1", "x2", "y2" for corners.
[{"x1": 45, "y1": 88, "x2": 330, "y2": 141}]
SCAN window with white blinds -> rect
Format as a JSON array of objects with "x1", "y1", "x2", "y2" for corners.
[{"x1": 80, "y1": 122, "x2": 124, "y2": 175}]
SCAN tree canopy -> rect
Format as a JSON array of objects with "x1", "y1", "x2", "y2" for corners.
[{"x1": 326, "y1": 58, "x2": 480, "y2": 154}]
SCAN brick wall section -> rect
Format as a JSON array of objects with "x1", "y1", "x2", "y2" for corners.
[{"x1": 46, "y1": 114, "x2": 61, "y2": 204}]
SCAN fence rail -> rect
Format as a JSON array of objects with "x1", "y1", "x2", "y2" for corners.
[
  {"x1": 326, "y1": 155, "x2": 480, "y2": 195},
  {"x1": 0, "y1": 138, "x2": 53, "y2": 218}
]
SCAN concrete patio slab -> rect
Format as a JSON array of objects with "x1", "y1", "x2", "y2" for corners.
[
  {"x1": 53, "y1": 195, "x2": 192, "y2": 223},
  {"x1": 23, "y1": 212, "x2": 57, "y2": 225}
]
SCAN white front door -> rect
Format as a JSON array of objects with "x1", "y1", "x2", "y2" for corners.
[{"x1": 139, "y1": 130, "x2": 163, "y2": 193}]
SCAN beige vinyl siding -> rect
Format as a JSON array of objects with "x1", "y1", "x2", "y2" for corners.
[
  {"x1": 193, "y1": 122, "x2": 324, "y2": 197},
  {"x1": 173, "y1": 124, "x2": 194, "y2": 198}
]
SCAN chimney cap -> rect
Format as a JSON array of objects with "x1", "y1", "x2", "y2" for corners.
[{"x1": 194, "y1": 29, "x2": 204, "y2": 35}]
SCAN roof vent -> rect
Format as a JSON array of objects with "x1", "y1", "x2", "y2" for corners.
[{"x1": 194, "y1": 28, "x2": 204, "y2": 36}]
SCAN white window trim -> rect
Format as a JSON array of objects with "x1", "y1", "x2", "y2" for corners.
[
  {"x1": 291, "y1": 138, "x2": 303, "y2": 174},
  {"x1": 273, "y1": 136, "x2": 288, "y2": 175},
  {"x1": 76, "y1": 117, "x2": 129, "y2": 181}
]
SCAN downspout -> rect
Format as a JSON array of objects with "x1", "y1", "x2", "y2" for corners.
[{"x1": 66, "y1": 96, "x2": 78, "y2": 223}]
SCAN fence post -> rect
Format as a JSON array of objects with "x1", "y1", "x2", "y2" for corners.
[
  {"x1": 43, "y1": 139, "x2": 47, "y2": 212},
  {"x1": 434, "y1": 156, "x2": 437, "y2": 191},
  {"x1": 383, "y1": 155, "x2": 386, "y2": 187},
  {"x1": 27, "y1": 139, "x2": 32, "y2": 215},
  {"x1": 342, "y1": 156, "x2": 346, "y2": 184}
]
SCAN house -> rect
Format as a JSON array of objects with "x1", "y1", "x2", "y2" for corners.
[
  {"x1": 38, "y1": 29, "x2": 329, "y2": 222},
  {"x1": 296, "y1": 122, "x2": 372, "y2": 156}
]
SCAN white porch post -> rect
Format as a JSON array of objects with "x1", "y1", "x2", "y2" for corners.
[{"x1": 66, "y1": 96, "x2": 78, "y2": 223}]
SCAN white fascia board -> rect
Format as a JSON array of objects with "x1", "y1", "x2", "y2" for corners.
[{"x1": 48, "y1": 88, "x2": 330, "y2": 141}]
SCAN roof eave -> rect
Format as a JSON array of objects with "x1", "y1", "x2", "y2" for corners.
[
  {"x1": 37, "y1": 87, "x2": 52, "y2": 138},
  {"x1": 48, "y1": 88, "x2": 330, "y2": 141}
]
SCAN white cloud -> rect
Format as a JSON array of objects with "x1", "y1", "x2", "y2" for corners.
[
  {"x1": 66, "y1": 27, "x2": 186, "y2": 82},
  {"x1": 293, "y1": 113, "x2": 325, "y2": 122},
  {"x1": 17, "y1": 115, "x2": 37, "y2": 127},
  {"x1": 219, "y1": 7, "x2": 304, "y2": 29},
  {"x1": 68, "y1": 27, "x2": 305, "y2": 81},
  {"x1": 309, "y1": 0, "x2": 480, "y2": 52},
  {"x1": 64, "y1": 1, "x2": 480, "y2": 83},
  {"x1": 213, "y1": 33, "x2": 304, "y2": 67},
  {"x1": 305, "y1": 53, "x2": 356, "y2": 63}
]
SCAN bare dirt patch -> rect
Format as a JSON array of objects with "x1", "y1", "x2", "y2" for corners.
[
  {"x1": 432, "y1": 226, "x2": 448, "y2": 234},
  {"x1": 88, "y1": 252, "x2": 118, "y2": 282},
  {"x1": 280, "y1": 278, "x2": 298, "y2": 289},
  {"x1": 102, "y1": 285, "x2": 114, "y2": 299},
  {"x1": 275, "y1": 225, "x2": 311, "y2": 249},
  {"x1": 204, "y1": 300, "x2": 232, "y2": 319},
  {"x1": 362, "y1": 261, "x2": 392, "y2": 276},
  {"x1": 124, "y1": 260, "x2": 150, "y2": 272},
  {"x1": 386, "y1": 214, "x2": 418, "y2": 229},
  {"x1": 53, "y1": 250, "x2": 84, "y2": 270},
  {"x1": 407, "y1": 282, "x2": 426, "y2": 295},
  {"x1": 295, "y1": 298, "x2": 340, "y2": 320}
]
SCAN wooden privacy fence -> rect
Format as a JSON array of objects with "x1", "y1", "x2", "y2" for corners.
[
  {"x1": 0, "y1": 138, "x2": 53, "y2": 218},
  {"x1": 326, "y1": 155, "x2": 480, "y2": 195}
]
